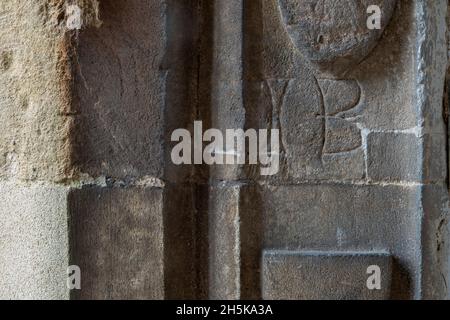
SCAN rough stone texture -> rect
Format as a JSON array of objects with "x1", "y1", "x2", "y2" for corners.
[
  {"x1": 421, "y1": 185, "x2": 449, "y2": 299},
  {"x1": 0, "y1": 0, "x2": 449, "y2": 300},
  {"x1": 68, "y1": 186, "x2": 164, "y2": 300},
  {"x1": 163, "y1": 183, "x2": 204, "y2": 299},
  {"x1": 72, "y1": 0, "x2": 166, "y2": 180},
  {"x1": 416, "y1": 0, "x2": 449, "y2": 298},
  {"x1": 217, "y1": 183, "x2": 420, "y2": 299},
  {"x1": 0, "y1": 182, "x2": 69, "y2": 299},
  {"x1": 0, "y1": 1, "x2": 74, "y2": 182},
  {"x1": 262, "y1": 251, "x2": 392, "y2": 300},
  {"x1": 278, "y1": 0, "x2": 397, "y2": 77},
  {"x1": 208, "y1": 183, "x2": 242, "y2": 300},
  {"x1": 423, "y1": 133, "x2": 448, "y2": 183},
  {"x1": 367, "y1": 132, "x2": 421, "y2": 182}
]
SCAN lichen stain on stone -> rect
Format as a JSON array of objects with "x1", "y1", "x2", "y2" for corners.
[
  {"x1": 0, "y1": 51, "x2": 13, "y2": 72},
  {"x1": 68, "y1": 0, "x2": 102, "y2": 29},
  {"x1": 37, "y1": 1, "x2": 102, "y2": 30}
]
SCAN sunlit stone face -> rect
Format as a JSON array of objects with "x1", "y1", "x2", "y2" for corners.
[{"x1": 278, "y1": 0, "x2": 397, "y2": 76}]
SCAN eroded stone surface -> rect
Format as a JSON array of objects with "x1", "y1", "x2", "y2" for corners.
[
  {"x1": 278, "y1": 0, "x2": 397, "y2": 77},
  {"x1": 72, "y1": 0, "x2": 167, "y2": 180},
  {"x1": 0, "y1": 1, "x2": 75, "y2": 182},
  {"x1": 367, "y1": 132, "x2": 421, "y2": 182},
  {"x1": 69, "y1": 186, "x2": 165, "y2": 300},
  {"x1": 0, "y1": 183, "x2": 69, "y2": 299}
]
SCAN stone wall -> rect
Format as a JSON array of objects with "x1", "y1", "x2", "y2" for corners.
[{"x1": 0, "y1": 0, "x2": 448, "y2": 300}]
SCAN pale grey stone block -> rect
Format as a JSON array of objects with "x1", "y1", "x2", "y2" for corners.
[
  {"x1": 208, "y1": 183, "x2": 242, "y2": 300},
  {"x1": 0, "y1": 183, "x2": 69, "y2": 300}
]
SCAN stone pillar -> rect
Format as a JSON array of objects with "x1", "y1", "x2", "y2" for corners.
[{"x1": 208, "y1": 0, "x2": 246, "y2": 299}]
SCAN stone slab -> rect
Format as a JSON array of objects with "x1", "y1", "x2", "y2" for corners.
[
  {"x1": 0, "y1": 183, "x2": 69, "y2": 299},
  {"x1": 73, "y1": 0, "x2": 166, "y2": 179},
  {"x1": 252, "y1": 183, "x2": 421, "y2": 299},
  {"x1": 367, "y1": 132, "x2": 421, "y2": 182},
  {"x1": 262, "y1": 250, "x2": 392, "y2": 300},
  {"x1": 68, "y1": 186, "x2": 164, "y2": 299}
]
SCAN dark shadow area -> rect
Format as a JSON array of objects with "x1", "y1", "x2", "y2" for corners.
[{"x1": 390, "y1": 258, "x2": 412, "y2": 300}]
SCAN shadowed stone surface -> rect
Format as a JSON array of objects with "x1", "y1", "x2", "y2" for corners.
[
  {"x1": 262, "y1": 251, "x2": 392, "y2": 300},
  {"x1": 73, "y1": 0, "x2": 166, "y2": 179},
  {"x1": 249, "y1": 183, "x2": 419, "y2": 299},
  {"x1": 367, "y1": 132, "x2": 421, "y2": 182},
  {"x1": 278, "y1": 0, "x2": 397, "y2": 77},
  {"x1": 69, "y1": 187, "x2": 164, "y2": 300}
]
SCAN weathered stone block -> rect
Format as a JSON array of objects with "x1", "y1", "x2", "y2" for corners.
[
  {"x1": 262, "y1": 251, "x2": 392, "y2": 300},
  {"x1": 68, "y1": 186, "x2": 164, "y2": 299},
  {"x1": 423, "y1": 133, "x2": 448, "y2": 183},
  {"x1": 0, "y1": 1, "x2": 74, "y2": 182},
  {"x1": 0, "y1": 183, "x2": 69, "y2": 299},
  {"x1": 420, "y1": 185, "x2": 449, "y2": 299},
  {"x1": 254, "y1": 183, "x2": 420, "y2": 299},
  {"x1": 367, "y1": 132, "x2": 421, "y2": 182},
  {"x1": 208, "y1": 183, "x2": 242, "y2": 300},
  {"x1": 278, "y1": 0, "x2": 397, "y2": 76},
  {"x1": 73, "y1": 0, "x2": 167, "y2": 179}
]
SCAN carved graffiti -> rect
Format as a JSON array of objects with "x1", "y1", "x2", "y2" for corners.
[
  {"x1": 277, "y1": 0, "x2": 397, "y2": 77},
  {"x1": 263, "y1": 0, "x2": 397, "y2": 179}
]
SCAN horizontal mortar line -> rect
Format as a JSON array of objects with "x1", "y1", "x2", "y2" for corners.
[
  {"x1": 0, "y1": 176, "x2": 166, "y2": 189},
  {"x1": 206, "y1": 179, "x2": 446, "y2": 188},
  {"x1": 263, "y1": 249, "x2": 391, "y2": 256},
  {"x1": 0, "y1": 178, "x2": 446, "y2": 189}
]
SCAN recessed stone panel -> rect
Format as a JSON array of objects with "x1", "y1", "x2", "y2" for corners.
[{"x1": 253, "y1": 183, "x2": 421, "y2": 299}]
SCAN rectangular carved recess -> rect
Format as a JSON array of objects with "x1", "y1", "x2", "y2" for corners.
[{"x1": 67, "y1": 0, "x2": 448, "y2": 300}]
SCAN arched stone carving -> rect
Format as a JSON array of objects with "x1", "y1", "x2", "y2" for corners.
[{"x1": 278, "y1": 0, "x2": 397, "y2": 77}]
